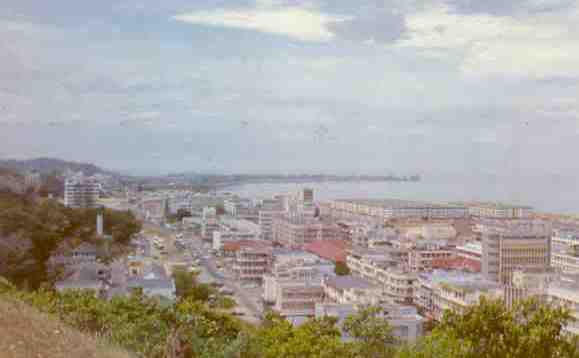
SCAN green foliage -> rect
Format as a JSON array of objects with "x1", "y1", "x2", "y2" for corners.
[
  {"x1": 0, "y1": 191, "x2": 141, "y2": 288},
  {"x1": 215, "y1": 296, "x2": 236, "y2": 310},
  {"x1": 3, "y1": 287, "x2": 245, "y2": 358},
  {"x1": 334, "y1": 261, "x2": 351, "y2": 276},
  {"x1": 246, "y1": 312, "x2": 353, "y2": 358},
  {"x1": 172, "y1": 268, "x2": 214, "y2": 302},
  {"x1": 343, "y1": 306, "x2": 397, "y2": 358},
  {"x1": 402, "y1": 297, "x2": 579, "y2": 358}
]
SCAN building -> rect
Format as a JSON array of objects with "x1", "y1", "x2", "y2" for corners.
[
  {"x1": 233, "y1": 247, "x2": 272, "y2": 282},
  {"x1": 404, "y1": 223, "x2": 457, "y2": 241},
  {"x1": 126, "y1": 261, "x2": 176, "y2": 301},
  {"x1": 64, "y1": 176, "x2": 100, "y2": 208},
  {"x1": 325, "y1": 199, "x2": 467, "y2": 223},
  {"x1": 544, "y1": 274, "x2": 579, "y2": 335},
  {"x1": 272, "y1": 215, "x2": 340, "y2": 248},
  {"x1": 346, "y1": 248, "x2": 416, "y2": 304},
  {"x1": 353, "y1": 226, "x2": 400, "y2": 248},
  {"x1": 315, "y1": 303, "x2": 424, "y2": 342},
  {"x1": 212, "y1": 218, "x2": 261, "y2": 250},
  {"x1": 303, "y1": 240, "x2": 349, "y2": 263},
  {"x1": 551, "y1": 243, "x2": 579, "y2": 274},
  {"x1": 455, "y1": 241, "x2": 482, "y2": 265},
  {"x1": 54, "y1": 263, "x2": 110, "y2": 297},
  {"x1": 552, "y1": 228, "x2": 579, "y2": 246},
  {"x1": 201, "y1": 207, "x2": 219, "y2": 240},
  {"x1": 481, "y1": 220, "x2": 551, "y2": 284},
  {"x1": 466, "y1": 202, "x2": 533, "y2": 219},
  {"x1": 415, "y1": 270, "x2": 503, "y2": 320},
  {"x1": 322, "y1": 275, "x2": 382, "y2": 305}
]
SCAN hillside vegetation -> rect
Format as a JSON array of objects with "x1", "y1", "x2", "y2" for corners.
[
  {"x1": 0, "y1": 157, "x2": 113, "y2": 176},
  {"x1": 0, "y1": 190, "x2": 140, "y2": 288},
  {"x1": 0, "y1": 293, "x2": 132, "y2": 358}
]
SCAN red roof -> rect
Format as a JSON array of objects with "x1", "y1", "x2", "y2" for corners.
[
  {"x1": 431, "y1": 257, "x2": 481, "y2": 272},
  {"x1": 303, "y1": 240, "x2": 348, "y2": 263}
]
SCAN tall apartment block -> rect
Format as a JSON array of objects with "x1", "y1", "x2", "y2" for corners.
[
  {"x1": 482, "y1": 220, "x2": 551, "y2": 285},
  {"x1": 64, "y1": 177, "x2": 100, "y2": 208}
]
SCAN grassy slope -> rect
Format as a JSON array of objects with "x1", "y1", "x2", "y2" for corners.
[{"x1": 0, "y1": 296, "x2": 132, "y2": 358}]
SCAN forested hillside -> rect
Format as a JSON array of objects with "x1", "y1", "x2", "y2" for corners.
[{"x1": 0, "y1": 190, "x2": 140, "y2": 288}]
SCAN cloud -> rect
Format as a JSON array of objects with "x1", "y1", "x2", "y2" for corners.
[
  {"x1": 399, "y1": 4, "x2": 579, "y2": 78},
  {"x1": 173, "y1": 6, "x2": 349, "y2": 42},
  {"x1": 327, "y1": 11, "x2": 406, "y2": 43},
  {"x1": 445, "y1": 0, "x2": 575, "y2": 16}
]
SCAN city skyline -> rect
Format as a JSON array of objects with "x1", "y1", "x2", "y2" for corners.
[{"x1": 1, "y1": 0, "x2": 579, "y2": 177}]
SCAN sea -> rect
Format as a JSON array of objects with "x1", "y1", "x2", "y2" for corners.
[{"x1": 224, "y1": 173, "x2": 579, "y2": 214}]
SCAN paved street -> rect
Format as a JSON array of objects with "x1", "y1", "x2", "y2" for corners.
[{"x1": 142, "y1": 222, "x2": 262, "y2": 324}]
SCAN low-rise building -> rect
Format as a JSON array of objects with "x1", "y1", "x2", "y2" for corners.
[
  {"x1": 322, "y1": 275, "x2": 382, "y2": 305},
  {"x1": 347, "y1": 248, "x2": 415, "y2": 304},
  {"x1": 315, "y1": 303, "x2": 424, "y2": 342},
  {"x1": 212, "y1": 218, "x2": 261, "y2": 250},
  {"x1": 415, "y1": 270, "x2": 503, "y2": 320}
]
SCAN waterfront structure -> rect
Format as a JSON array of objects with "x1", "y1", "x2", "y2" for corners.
[
  {"x1": 415, "y1": 270, "x2": 503, "y2": 320},
  {"x1": 64, "y1": 176, "x2": 100, "y2": 208},
  {"x1": 324, "y1": 199, "x2": 467, "y2": 223},
  {"x1": 481, "y1": 220, "x2": 551, "y2": 284},
  {"x1": 466, "y1": 202, "x2": 533, "y2": 219},
  {"x1": 315, "y1": 303, "x2": 424, "y2": 342}
]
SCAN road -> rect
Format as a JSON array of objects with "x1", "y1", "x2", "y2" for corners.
[{"x1": 142, "y1": 221, "x2": 261, "y2": 323}]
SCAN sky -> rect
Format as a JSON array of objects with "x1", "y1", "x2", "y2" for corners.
[{"x1": 1, "y1": 0, "x2": 579, "y2": 176}]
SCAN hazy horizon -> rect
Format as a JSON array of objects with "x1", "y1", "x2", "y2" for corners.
[{"x1": 2, "y1": 0, "x2": 579, "y2": 182}]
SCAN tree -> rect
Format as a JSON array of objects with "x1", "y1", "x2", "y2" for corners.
[
  {"x1": 334, "y1": 261, "x2": 351, "y2": 276},
  {"x1": 343, "y1": 306, "x2": 397, "y2": 358},
  {"x1": 404, "y1": 297, "x2": 579, "y2": 358}
]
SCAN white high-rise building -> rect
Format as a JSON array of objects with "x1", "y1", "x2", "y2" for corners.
[{"x1": 64, "y1": 176, "x2": 100, "y2": 209}]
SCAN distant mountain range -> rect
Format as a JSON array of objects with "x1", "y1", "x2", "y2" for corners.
[{"x1": 0, "y1": 158, "x2": 114, "y2": 176}]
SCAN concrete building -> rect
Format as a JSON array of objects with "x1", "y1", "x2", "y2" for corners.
[
  {"x1": 544, "y1": 274, "x2": 579, "y2": 335},
  {"x1": 212, "y1": 218, "x2": 261, "y2": 250},
  {"x1": 322, "y1": 275, "x2": 382, "y2": 305},
  {"x1": 272, "y1": 215, "x2": 340, "y2": 249},
  {"x1": 551, "y1": 243, "x2": 579, "y2": 274},
  {"x1": 347, "y1": 248, "x2": 416, "y2": 304},
  {"x1": 415, "y1": 270, "x2": 503, "y2": 320},
  {"x1": 259, "y1": 209, "x2": 284, "y2": 241},
  {"x1": 262, "y1": 255, "x2": 330, "y2": 317},
  {"x1": 325, "y1": 199, "x2": 467, "y2": 223},
  {"x1": 201, "y1": 207, "x2": 219, "y2": 240},
  {"x1": 233, "y1": 247, "x2": 272, "y2": 282},
  {"x1": 481, "y1": 220, "x2": 551, "y2": 284},
  {"x1": 552, "y1": 228, "x2": 579, "y2": 246},
  {"x1": 405, "y1": 223, "x2": 457, "y2": 241},
  {"x1": 315, "y1": 303, "x2": 424, "y2": 342},
  {"x1": 64, "y1": 176, "x2": 100, "y2": 208},
  {"x1": 466, "y1": 202, "x2": 533, "y2": 219}
]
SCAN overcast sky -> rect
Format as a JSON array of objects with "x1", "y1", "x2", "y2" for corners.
[{"x1": 1, "y1": 0, "x2": 579, "y2": 176}]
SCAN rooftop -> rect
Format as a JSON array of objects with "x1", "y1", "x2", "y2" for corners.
[
  {"x1": 333, "y1": 199, "x2": 465, "y2": 209},
  {"x1": 324, "y1": 275, "x2": 378, "y2": 290}
]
